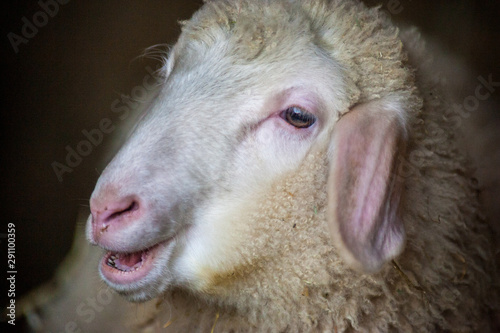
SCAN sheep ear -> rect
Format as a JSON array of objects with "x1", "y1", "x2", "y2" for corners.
[{"x1": 327, "y1": 97, "x2": 407, "y2": 273}]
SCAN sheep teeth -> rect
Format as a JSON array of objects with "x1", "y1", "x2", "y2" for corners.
[
  {"x1": 107, "y1": 256, "x2": 116, "y2": 268},
  {"x1": 105, "y1": 252, "x2": 144, "y2": 272}
]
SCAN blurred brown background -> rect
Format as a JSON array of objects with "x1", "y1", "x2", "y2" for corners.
[{"x1": 1, "y1": 0, "x2": 499, "y2": 313}]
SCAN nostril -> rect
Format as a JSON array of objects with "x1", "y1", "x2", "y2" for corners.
[
  {"x1": 91, "y1": 197, "x2": 141, "y2": 227},
  {"x1": 106, "y1": 200, "x2": 139, "y2": 222}
]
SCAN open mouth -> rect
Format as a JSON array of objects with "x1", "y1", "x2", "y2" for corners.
[
  {"x1": 99, "y1": 242, "x2": 164, "y2": 285},
  {"x1": 106, "y1": 250, "x2": 150, "y2": 272}
]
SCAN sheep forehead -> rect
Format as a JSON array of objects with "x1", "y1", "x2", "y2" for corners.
[
  {"x1": 159, "y1": 43, "x2": 346, "y2": 131},
  {"x1": 177, "y1": 0, "x2": 319, "y2": 65},
  {"x1": 176, "y1": 0, "x2": 414, "y2": 106},
  {"x1": 166, "y1": 0, "x2": 361, "y2": 113}
]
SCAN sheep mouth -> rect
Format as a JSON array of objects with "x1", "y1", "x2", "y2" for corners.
[
  {"x1": 105, "y1": 250, "x2": 149, "y2": 272},
  {"x1": 99, "y1": 241, "x2": 165, "y2": 285}
]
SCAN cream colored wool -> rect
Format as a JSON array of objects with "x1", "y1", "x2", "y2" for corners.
[
  {"x1": 22, "y1": 1, "x2": 497, "y2": 332},
  {"x1": 124, "y1": 1, "x2": 497, "y2": 332}
]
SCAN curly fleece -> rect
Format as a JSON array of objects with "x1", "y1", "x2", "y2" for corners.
[{"x1": 131, "y1": 0, "x2": 497, "y2": 331}]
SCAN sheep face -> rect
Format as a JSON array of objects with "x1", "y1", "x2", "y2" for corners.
[
  {"x1": 86, "y1": 30, "x2": 348, "y2": 302},
  {"x1": 86, "y1": 1, "x2": 410, "y2": 303}
]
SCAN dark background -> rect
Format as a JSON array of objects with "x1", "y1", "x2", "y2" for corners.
[{"x1": 1, "y1": 0, "x2": 499, "y2": 313}]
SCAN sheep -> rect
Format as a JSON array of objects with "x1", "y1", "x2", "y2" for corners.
[{"x1": 23, "y1": 0, "x2": 498, "y2": 331}]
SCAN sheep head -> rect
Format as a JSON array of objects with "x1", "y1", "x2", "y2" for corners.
[{"x1": 86, "y1": 0, "x2": 418, "y2": 303}]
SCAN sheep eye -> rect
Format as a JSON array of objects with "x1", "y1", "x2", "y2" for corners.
[{"x1": 281, "y1": 106, "x2": 316, "y2": 128}]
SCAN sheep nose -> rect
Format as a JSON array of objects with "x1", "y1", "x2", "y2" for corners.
[{"x1": 90, "y1": 195, "x2": 141, "y2": 235}]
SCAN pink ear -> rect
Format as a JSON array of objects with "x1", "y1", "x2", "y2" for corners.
[{"x1": 327, "y1": 97, "x2": 407, "y2": 272}]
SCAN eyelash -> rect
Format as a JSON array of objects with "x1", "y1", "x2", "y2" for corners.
[{"x1": 280, "y1": 106, "x2": 317, "y2": 129}]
